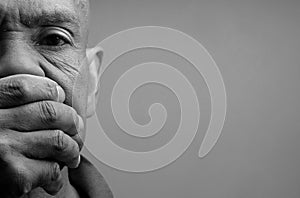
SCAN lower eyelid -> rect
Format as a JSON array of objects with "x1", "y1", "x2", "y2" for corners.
[{"x1": 36, "y1": 44, "x2": 69, "y2": 52}]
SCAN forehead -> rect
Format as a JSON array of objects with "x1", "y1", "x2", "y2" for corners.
[
  {"x1": 0, "y1": 0, "x2": 77, "y2": 13},
  {"x1": 0, "y1": 0, "x2": 85, "y2": 26}
]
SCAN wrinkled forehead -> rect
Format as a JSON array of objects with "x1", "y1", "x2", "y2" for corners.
[{"x1": 0, "y1": 0, "x2": 88, "y2": 26}]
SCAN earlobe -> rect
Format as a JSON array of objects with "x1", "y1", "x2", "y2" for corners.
[{"x1": 86, "y1": 46, "x2": 103, "y2": 118}]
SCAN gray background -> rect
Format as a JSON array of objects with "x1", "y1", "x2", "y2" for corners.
[{"x1": 82, "y1": 0, "x2": 300, "y2": 197}]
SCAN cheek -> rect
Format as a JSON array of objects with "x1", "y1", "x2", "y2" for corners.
[
  {"x1": 72, "y1": 65, "x2": 89, "y2": 118},
  {"x1": 40, "y1": 51, "x2": 88, "y2": 115},
  {"x1": 71, "y1": 65, "x2": 89, "y2": 141},
  {"x1": 39, "y1": 51, "x2": 89, "y2": 138}
]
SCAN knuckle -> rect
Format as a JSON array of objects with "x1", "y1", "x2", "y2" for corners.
[
  {"x1": 2, "y1": 78, "x2": 29, "y2": 101},
  {"x1": 47, "y1": 82, "x2": 57, "y2": 100},
  {"x1": 39, "y1": 101, "x2": 57, "y2": 124},
  {"x1": 49, "y1": 163, "x2": 61, "y2": 182},
  {"x1": 53, "y1": 130, "x2": 68, "y2": 153}
]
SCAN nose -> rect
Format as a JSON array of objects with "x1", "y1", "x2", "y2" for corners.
[{"x1": 0, "y1": 40, "x2": 45, "y2": 78}]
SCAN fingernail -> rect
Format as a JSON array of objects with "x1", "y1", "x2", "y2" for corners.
[
  {"x1": 70, "y1": 155, "x2": 81, "y2": 169},
  {"x1": 77, "y1": 116, "x2": 84, "y2": 135},
  {"x1": 77, "y1": 155, "x2": 81, "y2": 166},
  {"x1": 56, "y1": 86, "x2": 65, "y2": 102}
]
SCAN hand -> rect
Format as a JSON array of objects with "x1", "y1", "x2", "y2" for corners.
[{"x1": 0, "y1": 74, "x2": 84, "y2": 197}]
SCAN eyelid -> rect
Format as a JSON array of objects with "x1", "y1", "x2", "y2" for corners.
[{"x1": 38, "y1": 27, "x2": 74, "y2": 45}]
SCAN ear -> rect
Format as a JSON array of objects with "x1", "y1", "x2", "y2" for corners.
[{"x1": 86, "y1": 46, "x2": 103, "y2": 118}]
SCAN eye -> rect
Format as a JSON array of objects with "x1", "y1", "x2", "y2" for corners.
[
  {"x1": 40, "y1": 34, "x2": 69, "y2": 46},
  {"x1": 37, "y1": 28, "x2": 74, "y2": 47}
]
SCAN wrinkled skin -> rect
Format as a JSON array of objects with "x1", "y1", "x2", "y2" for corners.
[{"x1": 0, "y1": 0, "x2": 108, "y2": 197}]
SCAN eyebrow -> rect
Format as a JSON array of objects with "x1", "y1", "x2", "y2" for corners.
[{"x1": 19, "y1": 8, "x2": 80, "y2": 30}]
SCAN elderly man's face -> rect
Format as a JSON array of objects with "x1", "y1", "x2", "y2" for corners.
[{"x1": 0, "y1": 0, "x2": 99, "y2": 140}]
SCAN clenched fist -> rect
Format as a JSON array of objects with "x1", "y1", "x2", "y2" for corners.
[{"x1": 0, "y1": 74, "x2": 84, "y2": 197}]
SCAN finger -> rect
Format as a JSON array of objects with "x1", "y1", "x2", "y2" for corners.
[
  {"x1": 0, "y1": 74, "x2": 65, "y2": 108},
  {"x1": 1, "y1": 101, "x2": 84, "y2": 147},
  {"x1": 41, "y1": 171, "x2": 64, "y2": 195},
  {"x1": 25, "y1": 159, "x2": 64, "y2": 196},
  {"x1": 17, "y1": 130, "x2": 81, "y2": 168},
  {"x1": 3, "y1": 156, "x2": 63, "y2": 197}
]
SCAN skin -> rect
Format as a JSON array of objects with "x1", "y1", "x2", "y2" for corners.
[{"x1": 0, "y1": 0, "x2": 109, "y2": 197}]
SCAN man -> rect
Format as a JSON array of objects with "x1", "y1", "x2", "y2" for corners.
[{"x1": 0, "y1": 0, "x2": 113, "y2": 197}]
